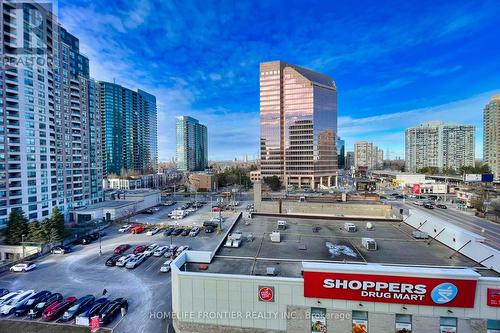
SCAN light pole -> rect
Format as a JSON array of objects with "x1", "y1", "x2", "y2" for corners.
[
  {"x1": 21, "y1": 234, "x2": 25, "y2": 259},
  {"x1": 96, "y1": 220, "x2": 102, "y2": 256}
]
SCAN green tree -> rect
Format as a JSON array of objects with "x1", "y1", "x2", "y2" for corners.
[
  {"x1": 50, "y1": 207, "x2": 66, "y2": 241},
  {"x1": 459, "y1": 163, "x2": 492, "y2": 175},
  {"x1": 27, "y1": 220, "x2": 45, "y2": 243},
  {"x1": 40, "y1": 218, "x2": 52, "y2": 244},
  {"x1": 4, "y1": 210, "x2": 29, "y2": 245},
  {"x1": 417, "y1": 167, "x2": 439, "y2": 175},
  {"x1": 263, "y1": 176, "x2": 281, "y2": 191}
]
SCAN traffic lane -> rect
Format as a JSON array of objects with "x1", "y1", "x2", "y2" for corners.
[{"x1": 400, "y1": 202, "x2": 500, "y2": 249}]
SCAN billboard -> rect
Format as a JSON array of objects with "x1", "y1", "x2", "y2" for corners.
[
  {"x1": 303, "y1": 271, "x2": 477, "y2": 307},
  {"x1": 487, "y1": 288, "x2": 500, "y2": 307},
  {"x1": 464, "y1": 174, "x2": 494, "y2": 182},
  {"x1": 412, "y1": 184, "x2": 421, "y2": 194}
]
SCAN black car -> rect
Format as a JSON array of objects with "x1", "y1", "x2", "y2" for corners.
[
  {"x1": 436, "y1": 204, "x2": 447, "y2": 209},
  {"x1": 203, "y1": 221, "x2": 218, "y2": 228},
  {"x1": 78, "y1": 297, "x2": 109, "y2": 319},
  {"x1": 204, "y1": 226, "x2": 215, "y2": 233},
  {"x1": 14, "y1": 290, "x2": 51, "y2": 317},
  {"x1": 163, "y1": 227, "x2": 174, "y2": 236},
  {"x1": 80, "y1": 235, "x2": 93, "y2": 245},
  {"x1": 28, "y1": 293, "x2": 63, "y2": 319},
  {"x1": 0, "y1": 289, "x2": 9, "y2": 298},
  {"x1": 181, "y1": 228, "x2": 191, "y2": 236},
  {"x1": 171, "y1": 227, "x2": 183, "y2": 236},
  {"x1": 89, "y1": 232, "x2": 102, "y2": 241},
  {"x1": 105, "y1": 255, "x2": 121, "y2": 267},
  {"x1": 61, "y1": 294, "x2": 95, "y2": 321},
  {"x1": 99, "y1": 298, "x2": 128, "y2": 325}
]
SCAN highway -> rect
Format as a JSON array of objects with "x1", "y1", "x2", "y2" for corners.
[{"x1": 390, "y1": 200, "x2": 500, "y2": 250}]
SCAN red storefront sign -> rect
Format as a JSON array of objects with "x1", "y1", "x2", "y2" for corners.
[
  {"x1": 412, "y1": 184, "x2": 421, "y2": 194},
  {"x1": 303, "y1": 272, "x2": 477, "y2": 307},
  {"x1": 90, "y1": 315, "x2": 100, "y2": 332},
  {"x1": 258, "y1": 286, "x2": 274, "y2": 302},
  {"x1": 487, "y1": 288, "x2": 500, "y2": 307}
]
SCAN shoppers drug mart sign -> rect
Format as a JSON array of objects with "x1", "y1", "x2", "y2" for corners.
[{"x1": 304, "y1": 272, "x2": 477, "y2": 307}]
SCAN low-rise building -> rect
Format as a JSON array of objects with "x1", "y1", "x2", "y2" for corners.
[
  {"x1": 71, "y1": 189, "x2": 160, "y2": 222},
  {"x1": 187, "y1": 173, "x2": 216, "y2": 192},
  {"x1": 171, "y1": 214, "x2": 500, "y2": 333}
]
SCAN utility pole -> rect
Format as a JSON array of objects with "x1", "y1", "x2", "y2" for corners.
[{"x1": 21, "y1": 234, "x2": 25, "y2": 259}]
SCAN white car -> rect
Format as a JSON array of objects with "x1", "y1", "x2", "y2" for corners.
[
  {"x1": 175, "y1": 245, "x2": 189, "y2": 256},
  {"x1": 10, "y1": 262, "x2": 36, "y2": 272},
  {"x1": 146, "y1": 227, "x2": 160, "y2": 236},
  {"x1": 118, "y1": 224, "x2": 131, "y2": 232},
  {"x1": 160, "y1": 260, "x2": 172, "y2": 273},
  {"x1": 153, "y1": 246, "x2": 168, "y2": 257},
  {"x1": 116, "y1": 254, "x2": 135, "y2": 267},
  {"x1": 0, "y1": 290, "x2": 35, "y2": 315},
  {"x1": 125, "y1": 253, "x2": 146, "y2": 269},
  {"x1": 413, "y1": 201, "x2": 424, "y2": 206},
  {"x1": 0, "y1": 291, "x2": 23, "y2": 307},
  {"x1": 143, "y1": 243, "x2": 159, "y2": 256},
  {"x1": 209, "y1": 217, "x2": 224, "y2": 223},
  {"x1": 189, "y1": 227, "x2": 200, "y2": 237}
]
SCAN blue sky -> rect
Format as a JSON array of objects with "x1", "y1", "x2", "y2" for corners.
[{"x1": 58, "y1": 0, "x2": 500, "y2": 161}]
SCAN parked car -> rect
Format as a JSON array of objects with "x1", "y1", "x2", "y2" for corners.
[
  {"x1": 164, "y1": 245, "x2": 178, "y2": 258},
  {"x1": 116, "y1": 254, "x2": 135, "y2": 267},
  {"x1": 133, "y1": 245, "x2": 146, "y2": 255},
  {"x1": 14, "y1": 290, "x2": 51, "y2": 317},
  {"x1": 28, "y1": 293, "x2": 63, "y2": 319},
  {"x1": 61, "y1": 295, "x2": 95, "y2": 321},
  {"x1": 424, "y1": 203, "x2": 435, "y2": 209},
  {"x1": 147, "y1": 227, "x2": 160, "y2": 236},
  {"x1": 204, "y1": 226, "x2": 215, "y2": 233},
  {"x1": 125, "y1": 254, "x2": 146, "y2": 269},
  {"x1": 143, "y1": 243, "x2": 159, "y2": 256},
  {"x1": 0, "y1": 291, "x2": 22, "y2": 307},
  {"x1": 118, "y1": 225, "x2": 131, "y2": 232},
  {"x1": 105, "y1": 255, "x2": 121, "y2": 267},
  {"x1": 413, "y1": 201, "x2": 424, "y2": 206},
  {"x1": 10, "y1": 262, "x2": 36, "y2": 272},
  {"x1": 436, "y1": 204, "x2": 447, "y2": 209},
  {"x1": 181, "y1": 228, "x2": 191, "y2": 237},
  {"x1": 0, "y1": 290, "x2": 35, "y2": 315},
  {"x1": 77, "y1": 297, "x2": 109, "y2": 320},
  {"x1": 160, "y1": 260, "x2": 172, "y2": 273},
  {"x1": 211, "y1": 207, "x2": 221, "y2": 212},
  {"x1": 171, "y1": 227, "x2": 183, "y2": 236},
  {"x1": 0, "y1": 289, "x2": 9, "y2": 298},
  {"x1": 51, "y1": 246, "x2": 71, "y2": 254},
  {"x1": 175, "y1": 245, "x2": 189, "y2": 256},
  {"x1": 209, "y1": 217, "x2": 224, "y2": 223},
  {"x1": 80, "y1": 235, "x2": 93, "y2": 245},
  {"x1": 189, "y1": 227, "x2": 200, "y2": 237},
  {"x1": 163, "y1": 227, "x2": 175, "y2": 236},
  {"x1": 129, "y1": 225, "x2": 145, "y2": 234},
  {"x1": 153, "y1": 246, "x2": 168, "y2": 257},
  {"x1": 113, "y1": 244, "x2": 130, "y2": 255},
  {"x1": 42, "y1": 296, "x2": 77, "y2": 321},
  {"x1": 99, "y1": 298, "x2": 128, "y2": 325}
]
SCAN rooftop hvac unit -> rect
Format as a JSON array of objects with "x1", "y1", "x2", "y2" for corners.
[
  {"x1": 270, "y1": 231, "x2": 281, "y2": 243},
  {"x1": 344, "y1": 223, "x2": 357, "y2": 232},
  {"x1": 266, "y1": 267, "x2": 279, "y2": 276},
  {"x1": 366, "y1": 222, "x2": 374, "y2": 230},
  {"x1": 362, "y1": 237, "x2": 377, "y2": 251},
  {"x1": 412, "y1": 231, "x2": 429, "y2": 239}
]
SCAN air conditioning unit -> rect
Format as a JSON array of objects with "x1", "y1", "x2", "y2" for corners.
[
  {"x1": 344, "y1": 223, "x2": 357, "y2": 232},
  {"x1": 362, "y1": 237, "x2": 377, "y2": 250}
]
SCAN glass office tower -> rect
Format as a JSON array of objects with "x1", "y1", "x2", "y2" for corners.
[
  {"x1": 260, "y1": 61, "x2": 338, "y2": 189},
  {"x1": 176, "y1": 116, "x2": 208, "y2": 172},
  {"x1": 98, "y1": 82, "x2": 157, "y2": 176}
]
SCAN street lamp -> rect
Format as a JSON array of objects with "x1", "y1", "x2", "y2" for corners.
[
  {"x1": 97, "y1": 219, "x2": 103, "y2": 256},
  {"x1": 21, "y1": 234, "x2": 25, "y2": 259}
]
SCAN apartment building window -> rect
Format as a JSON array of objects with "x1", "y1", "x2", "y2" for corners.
[
  {"x1": 352, "y1": 311, "x2": 368, "y2": 332},
  {"x1": 440, "y1": 317, "x2": 457, "y2": 333},
  {"x1": 395, "y1": 314, "x2": 411, "y2": 332}
]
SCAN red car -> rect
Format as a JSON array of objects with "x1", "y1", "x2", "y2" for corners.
[
  {"x1": 113, "y1": 244, "x2": 130, "y2": 254},
  {"x1": 133, "y1": 245, "x2": 146, "y2": 255},
  {"x1": 42, "y1": 296, "x2": 77, "y2": 321},
  {"x1": 129, "y1": 225, "x2": 145, "y2": 234},
  {"x1": 211, "y1": 207, "x2": 221, "y2": 212}
]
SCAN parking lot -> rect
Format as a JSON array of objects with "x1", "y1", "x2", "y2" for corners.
[{"x1": 0, "y1": 204, "x2": 240, "y2": 333}]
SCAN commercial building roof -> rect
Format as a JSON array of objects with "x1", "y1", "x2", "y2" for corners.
[{"x1": 183, "y1": 215, "x2": 498, "y2": 278}]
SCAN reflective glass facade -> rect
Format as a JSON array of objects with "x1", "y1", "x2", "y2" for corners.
[
  {"x1": 260, "y1": 61, "x2": 338, "y2": 189},
  {"x1": 98, "y1": 82, "x2": 157, "y2": 176},
  {"x1": 176, "y1": 116, "x2": 208, "y2": 171}
]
